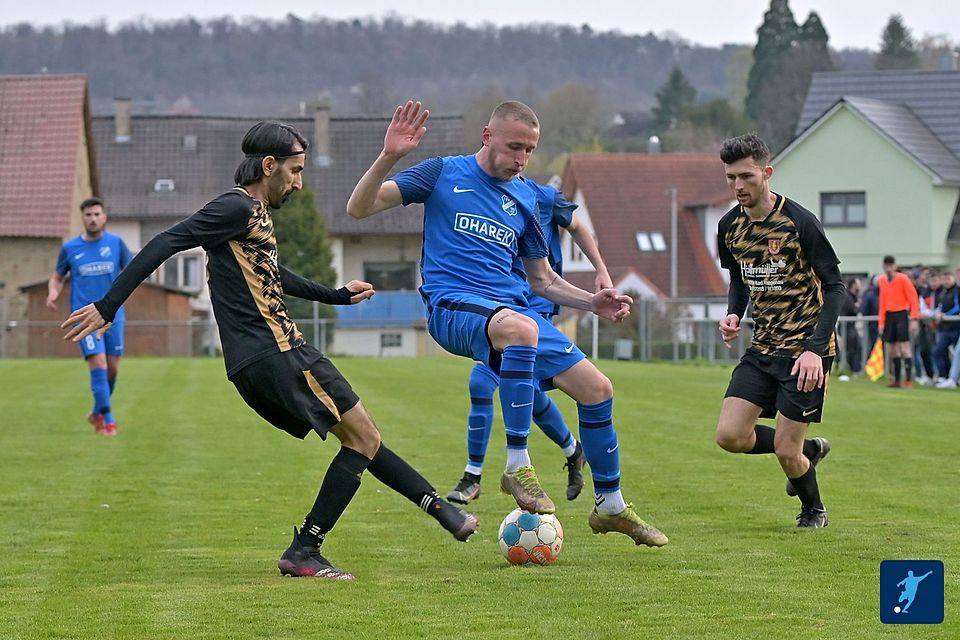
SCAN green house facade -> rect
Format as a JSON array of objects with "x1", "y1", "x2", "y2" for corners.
[{"x1": 772, "y1": 71, "x2": 960, "y2": 275}]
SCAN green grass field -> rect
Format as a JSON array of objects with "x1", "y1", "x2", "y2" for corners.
[{"x1": 1, "y1": 357, "x2": 956, "y2": 639}]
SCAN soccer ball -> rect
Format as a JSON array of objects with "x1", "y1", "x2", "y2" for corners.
[{"x1": 498, "y1": 508, "x2": 563, "y2": 565}]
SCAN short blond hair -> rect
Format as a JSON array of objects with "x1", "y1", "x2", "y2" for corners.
[{"x1": 489, "y1": 101, "x2": 539, "y2": 128}]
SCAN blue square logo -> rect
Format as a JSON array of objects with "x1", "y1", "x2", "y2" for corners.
[{"x1": 880, "y1": 560, "x2": 944, "y2": 624}]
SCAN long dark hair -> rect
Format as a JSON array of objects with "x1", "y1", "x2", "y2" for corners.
[{"x1": 233, "y1": 121, "x2": 309, "y2": 186}]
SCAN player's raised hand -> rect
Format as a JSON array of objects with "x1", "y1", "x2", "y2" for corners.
[
  {"x1": 62, "y1": 303, "x2": 111, "y2": 342},
  {"x1": 719, "y1": 313, "x2": 741, "y2": 348},
  {"x1": 591, "y1": 288, "x2": 633, "y2": 322},
  {"x1": 384, "y1": 101, "x2": 429, "y2": 158},
  {"x1": 344, "y1": 280, "x2": 375, "y2": 304}
]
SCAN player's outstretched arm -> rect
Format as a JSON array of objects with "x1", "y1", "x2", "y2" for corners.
[
  {"x1": 279, "y1": 265, "x2": 375, "y2": 305},
  {"x1": 524, "y1": 258, "x2": 631, "y2": 321},
  {"x1": 347, "y1": 101, "x2": 428, "y2": 219},
  {"x1": 567, "y1": 215, "x2": 612, "y2": 292}
]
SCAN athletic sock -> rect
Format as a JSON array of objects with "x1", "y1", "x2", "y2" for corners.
[
  {"x1": 89, "y1": 367, "x2": 111, "y2": 418},
  {"x1": 499, "y1": 346, "x2": 537, "y2": 472},
  {"x1": 367, "y1": 444, "x2": 438, "y2": 508},
  {"x1": 366, "y1": 444, "x2": 470, "y2": 535},
  {"x1": 465, "y1": 363, "x2": 497, "y2": 476},
  {"x1": 577, "y1": 398, "x2": 621, "y2": 505},
  {"x1": 746, "y1": 425, "x2": 776, "y2": 454},
  {"x1": 531, "y1": 388, "x2": 576, "y2": 454},
  {"x1": 802, "y1": 438, "x2": 819, "y2": 460},
  {"x1": 893, "y1": 357, "x2": 902, "y2": 382},
  {"x1": 300, "y1": 446, "x2": 371, "y2": 546},
  {"x1": 788, "y1": 464, "x2": 824, "y2": 511},
  {"x1": 594, "y1": 488, "x2": 627, "y2": 515},
  {"x1": 108, "y1": 376, "x2": 117, "y2": 396}
]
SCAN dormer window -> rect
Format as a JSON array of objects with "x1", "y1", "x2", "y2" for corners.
[{"x1": 154, "y1": 179, "x2": 175, "y2": 193}]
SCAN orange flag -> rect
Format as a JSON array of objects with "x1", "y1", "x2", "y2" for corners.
[{"x1": 864, "y1": 338, "x2": 884, "y2": 381}]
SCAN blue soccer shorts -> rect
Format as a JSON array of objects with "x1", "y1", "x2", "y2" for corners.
[
  {"x1": 79, "y1": 320, "x2": 125, "y2": 359},
  {"x1": 427, "y1": 294, "x2": 585, "y2": 384}
]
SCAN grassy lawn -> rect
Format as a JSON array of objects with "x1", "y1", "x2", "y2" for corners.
[{"x1": 0, "y1": 356, "x2": 956, "y2": 639}]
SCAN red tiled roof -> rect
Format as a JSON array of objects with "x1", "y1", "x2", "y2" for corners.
[
  {"x1": 0, "y1": 74, "x2": 93, "y2": 238},
  {"x1": 562, "y1": 153, "x2": 730, "y2": 297}
]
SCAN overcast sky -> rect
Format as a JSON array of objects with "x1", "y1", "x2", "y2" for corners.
[{"x1": 3, "y1": 1, "x2": 957, "y2": 50}]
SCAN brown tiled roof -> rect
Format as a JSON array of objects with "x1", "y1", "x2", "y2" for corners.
[
  {"x1": 562, "y1": 153, "x2": 729, "y2": 297},
  {"x1": 92, "y1": 113, "x2": 464, "y2": 235},
  {"x1": 0, "y1": 74, "x2": 95, "y2": 238}
]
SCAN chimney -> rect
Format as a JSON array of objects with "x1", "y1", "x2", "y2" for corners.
[
  {"x1": 647, "y1": 135, "x2": 661, "y2": 154},
  {"x1": 114, "y1": 97, "x2": 132, "y2": 143},
  {"x1": 940, "y1": 51, "x2": 960, "y2": 71},
  {"x1": 313, "y1": 104, "x2": 331, "y2": 167}
]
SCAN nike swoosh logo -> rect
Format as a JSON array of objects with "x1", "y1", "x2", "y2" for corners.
[
  {"x1": 606, "y1": 444, "x2": 619, "y2": 454},
  {"x1": 510, "y1": 401, "x2": 533, "y2": 408},
  {"x1": 467, "y1": 426, "x2": 485, "y2": 431},
  {"x1": 802, "y1": 409, "x2": 817, "y2": 417},
  {"x1": 74, "y1": 253, "x2": 84, "y2": 259},
  {"x1": 453, "y1": 186, "x2": 475, "y2": 193},
  {"x1": 564, "y1": 344, "x2": 575, "y2": 353}
]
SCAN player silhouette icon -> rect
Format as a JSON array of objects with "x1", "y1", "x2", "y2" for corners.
[{"x1": 897, "y1": 570, "x2": 933, "y2": 613}]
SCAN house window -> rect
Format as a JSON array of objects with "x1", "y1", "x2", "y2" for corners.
[
  {"x1": 363, "y1": 262, "x2": 416, "y2": 291},
  {"x1": 183, "y1": 134, "x2": 197, "y2": 151},
  {"x1": 380, "y1": 333, "x2": 402, "y2": 348},
  {"x1": 154, "y1": 179, "x2": 176, "y2": 192},
  {"x1": 162, "y1": 254, "x2": 203, "y2": 291},
  {"x1": 820, "y1": 192, "x2": 866, "y2": 227},
  {"x1": 636, "y1": 232, "x2": 667, "y2": 252}
]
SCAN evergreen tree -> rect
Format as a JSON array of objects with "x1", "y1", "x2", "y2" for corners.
[
  {"x1": 745, "y1": 0, "x2": 799, "y2": 123},
  {"x1": 651, "y1": 66, "x2": 697, "y2": 132},
  {"x1": 746, "y1": 2, "x2": 833, "y2": 151},
  {"x1": 876, "y1": 15, "x2": 921, "y2": 70},
  {"x1": 272, "y1": 181, "x2": 337, "y2": 321}
]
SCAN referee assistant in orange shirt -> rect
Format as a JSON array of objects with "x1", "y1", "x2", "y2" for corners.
[{"x1": 878, "y1": 255, "x2": 920, "y2": 388}]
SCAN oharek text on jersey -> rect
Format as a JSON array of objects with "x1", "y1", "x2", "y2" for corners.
[{"x1": 455, "y1": 213, "x2": 516, "y2": 247}]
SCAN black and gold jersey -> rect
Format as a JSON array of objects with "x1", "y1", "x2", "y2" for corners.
[
  {"x1": 717, "y1": 193, "x2": 842, "y2": 357},
  {"x1": 97, "y1": 188, "x2": 309, "y2": 377}
]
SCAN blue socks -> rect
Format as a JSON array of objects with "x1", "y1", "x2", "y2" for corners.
[
  {"x1": 578, "y1": 398, "x2": 621, "y2": 496},
  {"x1": 465, "y1": 363, "x2": 498, "y2": 475},
  {"x1": 89, "y1": 367, "x2": 113, "y2": 423},
  {"x1": 532, "y1": 389, "x2": 575, "y2": 452},
  {"x1": 499, "y1": 346, "x2": 537, "y2": 470}
]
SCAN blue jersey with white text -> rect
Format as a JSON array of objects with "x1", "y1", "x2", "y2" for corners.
[
  {"x1": 519, "y1": 180, "x2": 577, "y2": 316},
  {"x1": 393, "y1": 155, "x2": 548, "y2": 308},
  {"x1": 56, "y1": 233, "x2": 133, "y2": 320}
]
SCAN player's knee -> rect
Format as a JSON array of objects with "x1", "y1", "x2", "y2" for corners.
[
  {"x1": 469, "y1": 366, "x2": 498, "y2": 398},
  {"x1": 715, "y1": 426, "x2": 749, "y2": 452},
  {"x1": 775, "y1": 449, "x2": 804, "y2": 471},
  {"x1": 581, "y1": 373, "x2": 613, "y2": 404},
  {"x1": 493, "y1": 313, "x2": 539, "y2": 347},
  {"x1": 334, "y1": 409, "x2": 381, "y2": 457}
]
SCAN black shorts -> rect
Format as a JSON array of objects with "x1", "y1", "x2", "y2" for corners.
[
  {"x1": 883, "y1": 310, "x2": 910, "y2": 343},
  {"x1": 231, "y1": 345, "x2": 360, "y2": 439},
  {"x1": 724, "y1": 349, "x2": 833, "y2": 423}
]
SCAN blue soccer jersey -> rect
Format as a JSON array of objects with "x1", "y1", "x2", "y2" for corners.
[
  {"x1": 520, "y1": 180, "x2": 577, "y2": 317},
  {"x1": 56, "y1": 233, "x2": 133, "y2": 320},
  {"x1": 392, "y1": 155, "x2": 548, "y2": 308}
]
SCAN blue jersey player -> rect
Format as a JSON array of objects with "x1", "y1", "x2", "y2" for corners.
[
  {"x1": 446, "y1": 179, "x2": 615, "y2": 507},
  {"x1": 348, "y1": 100, "x2": 667, "y2": 547},
  {"x1": 47, "y1": 198, "x2": 133, "y2": 436}
]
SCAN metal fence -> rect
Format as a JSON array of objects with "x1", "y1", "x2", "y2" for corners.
[{"x1": 4, "y1": 295, "x2": 957, "y2": 369}]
